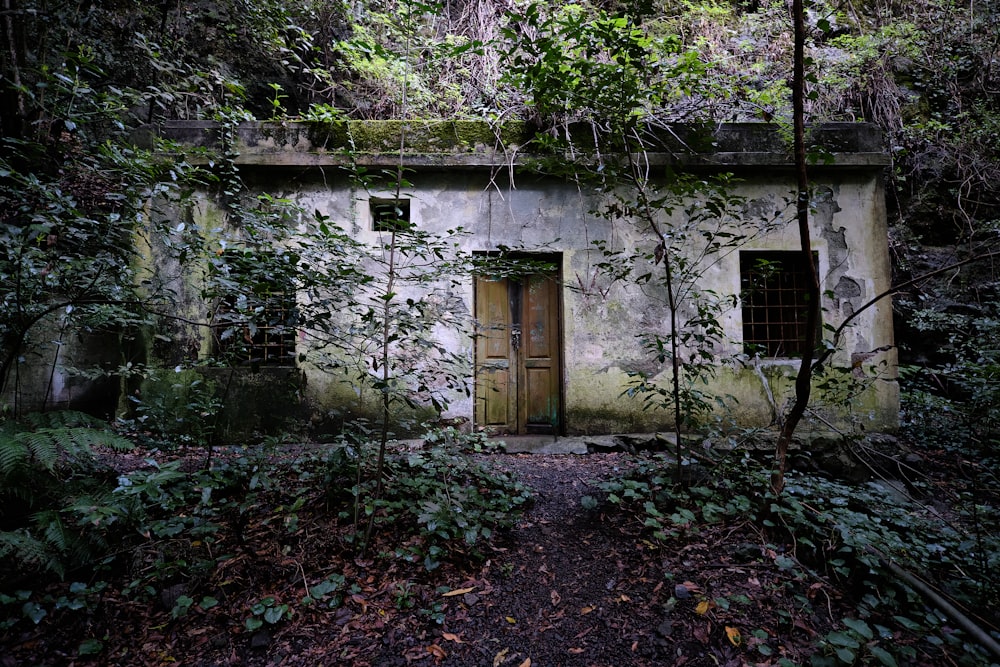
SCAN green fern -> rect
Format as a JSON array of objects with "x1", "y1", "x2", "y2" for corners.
[
  {"x1": 58, "y1": 426, "x2": 134, "y2": 451},
  {"x1": 0, "y1": 436, "x2": 29, "y2": 477},
  {"x1": 36, "y1": 509, "x2": 103, "y2": 572},
  {"x1": 22, "y1": 427, "x2": 132, "y2": 468},
  {"x1": 37, "y1": 510, "x2": 70, "y2": 554},
  {"x1": 1, "y1": 420, "x2": 133, "y2": 479},
  {"x1": 23, "y1": 410, "x2": 107, "y2": 430},
  {"x1": 0, "y1": 412, "x2": 135, "y2": 584},
  {"x1": 0, "y1": 529, "x2": 64, "y2": 579},
  {"x1": 19, "y1": 430, "x2": 61, "y2": 472}
]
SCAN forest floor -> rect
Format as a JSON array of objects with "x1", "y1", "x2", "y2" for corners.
[
  {"x1": 1, "y1": 446, "x2": 994, "y2": 666},
  {"x1": 356, "y1": 453, "x2": 818, "y2": 667}
]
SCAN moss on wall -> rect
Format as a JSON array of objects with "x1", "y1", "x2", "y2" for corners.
[
  {"x1": 301, "y1": 364, "x2": 442, "y2": 439},
  {"x1": 347, "y1": 120, "x2": 522, "y2": 153},
  {"x1": 562, "y1": 362, "x2": 897, "y2": 435},
  {"x1": 134, "y1": 367, "x2": 305, "y2": 444},
  {"x1": 564, "y1": 406, "x2": 672, "y2": 435},
  {"x1": 286, "y1": 119, "x2": 533, "y2": 155}
]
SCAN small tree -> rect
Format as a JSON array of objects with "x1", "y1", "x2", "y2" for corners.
[
  {"x1": 0, "y1": 0, "x2": 308, "y2": 415},
  {"x1": 0, "y1": 49, "x2": 214, "y2": 413},
  {"x1": 502, "y1": 4, "x2": 782, "y2": 481}
]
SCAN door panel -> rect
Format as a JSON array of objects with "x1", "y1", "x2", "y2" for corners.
[
  {"x1": 475, "y1": 266, "x2": 561, "y2": 435},
  {"x1": 475, "y1": 278, "x2": 514, "y2": 430},
  {"x1": 520, "y1": 274, "x2": 560, "y2": 432}
]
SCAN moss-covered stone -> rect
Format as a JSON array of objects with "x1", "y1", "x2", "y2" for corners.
[{"x1": 341, "y1": 120, "x2": 530, "y2": 154}]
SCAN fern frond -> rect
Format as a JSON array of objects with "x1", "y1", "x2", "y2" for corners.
[
  {"x1": 36, "y1": 510, "x2": 69, "y2": 553},
  {"x1": 65, "y1": 428, "x2": 135, "y2": 452},
  {"x1": 0, "y1": 434, "x2": 30, "y2": 478},
  {"x1": 0, "y1": 529, "x2": 64, "y2": 580},
  {"x1": 13, "y1": 427, "x2": 134, "y2": 473},
  {"x1": 24, "y1": 410, "x2": 106, "y2": 429},
  {"x1": 38, "y1": 506, "x2": 113, "y2": 574},
  {"x1": 65, "y1": 491, "x2": 133, "y2": 537},
  {"x1": 19, "y1": 430, "x2": 62, "y2": 471}
]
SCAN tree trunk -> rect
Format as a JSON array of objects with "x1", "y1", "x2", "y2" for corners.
[
  {"x1": 771, "y1": 0, "x2": 820, "y2": 496},
  {"x1": 0, "y1": 0, "x2": 26, "y2": 139}
]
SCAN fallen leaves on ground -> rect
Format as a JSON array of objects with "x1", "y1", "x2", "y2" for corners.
[{"x1": 0, "y1": 451, "x2": 947, "y2": 667}]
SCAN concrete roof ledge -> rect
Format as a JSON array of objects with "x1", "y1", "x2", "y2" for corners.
[{"x1": 150, "y1": 120, "x2": 889, "y2": 169}]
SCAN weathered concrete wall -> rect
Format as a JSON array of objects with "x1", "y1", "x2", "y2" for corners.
[
  {"x1": 150, "y1": 120, "x2": 896, "y2": 434},
  {"x1": 0, "y1": 310, "x2": 121, "y2": 418}
]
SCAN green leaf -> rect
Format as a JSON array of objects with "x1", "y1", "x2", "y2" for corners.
[
  {"x1": 23, "y1": 602, "x2": 47, "y2": 624},
  {"x1": 774, "y1": 555, "x2": 797, "y2": 570},
  {"x1": 842, "y1": 617, "x2": 873, "y2": 640},
  {"x1": 171, "y1": 595, "x2": 194, "y2": 619},
  {"x1": 311, "y1": 580, "x2": 338, "y2": 598},
  {"x1": 826, "y1": 631, "x2": 860, "y2": 648},
  {"x1": 77, "y1": 638, "x2": 104, "y2": 656},
  {"x1": 835, "y1": 647, "x2": 856, "y2": 663},
  {"x1": 264, "y1": 604, "x2": 288, "y2": 624},
  {"x1": 868, "y1": 646, "x2": 898, "y2": 667},
  {"x1": 892, "y1": 615, "x2": 923, "y2": 631}
]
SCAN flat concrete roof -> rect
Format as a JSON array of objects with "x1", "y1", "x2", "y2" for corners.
[{"x1": 149, "y1": 120, "x2": 890, "y2": 170}]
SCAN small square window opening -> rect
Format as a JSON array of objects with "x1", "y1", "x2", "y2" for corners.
[{"x1": 370, "y1": 198, "x2": 411, "y2": 232}]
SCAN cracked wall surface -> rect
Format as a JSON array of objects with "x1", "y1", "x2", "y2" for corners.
[{"x1": 129, "y1": 121, "x2": 899, "y2": 435}]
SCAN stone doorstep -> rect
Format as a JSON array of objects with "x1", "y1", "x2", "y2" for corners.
[
  {"x1": 491, "y1": 434, "x2": 588, "y2": 455},
  {"x1": 490, "y1": 433, "x2": 677, "y2": 455},
  {"x1": 394, "y1": 432, "x2": 664, "y2": 455}
]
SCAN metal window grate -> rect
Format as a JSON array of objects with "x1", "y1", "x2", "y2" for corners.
[
  {"x1": 211, "y1": 251, "x2": 297, "y2": 366},
  {"x1": 740, "y1": 251, "x2": 817, "y2": 357},
  {"x1": 213, "y1": 291, "x2": 297, "y2": 366}
]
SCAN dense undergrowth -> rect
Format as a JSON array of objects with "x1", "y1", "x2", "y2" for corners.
[
  {"x1": 0, "y1": 414, "x2": 532, "y2": 662},
  {"x1": 2, "y1": 408, "x2": 999, "y2": 664},
  {"x1": 589, "y1": 430, "x2": 1000, "y2": 666}
]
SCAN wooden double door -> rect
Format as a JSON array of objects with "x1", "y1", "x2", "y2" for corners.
[{"x1": 475, "y1": 263, "x2": 562, "y2": 435}]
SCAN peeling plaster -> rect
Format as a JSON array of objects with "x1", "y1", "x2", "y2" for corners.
[{"x1": 45, "y1": 121, "x2": 895, "y2": 436}]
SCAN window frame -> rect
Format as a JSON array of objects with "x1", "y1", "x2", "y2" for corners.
[
  {"x1": 210, "y1": 251, "x2": 298, "y2": 367},
  {"x1": 369, "y1": 197, "x2": 411, "y2": 232},
  {"x1": 739, "y1": 250, "x2": 820, "y2": 359}
]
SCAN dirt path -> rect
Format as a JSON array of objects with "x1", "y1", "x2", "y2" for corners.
[{"x1": 369, "y1": 453, "x2": 744, "y2": 667}]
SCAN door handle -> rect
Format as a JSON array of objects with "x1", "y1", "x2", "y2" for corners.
[{"x1": 511, "y1": 326, "x2": 521, "y2": 352}]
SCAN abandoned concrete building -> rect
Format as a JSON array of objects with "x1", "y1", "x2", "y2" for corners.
[{"x1": 8, "y1": 121, "x2": 898, "y2": 438}]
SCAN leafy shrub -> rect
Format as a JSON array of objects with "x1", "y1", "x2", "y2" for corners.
[
  {"x1": 321, "y1": 428, "x2": 533, "y2": 569},
  {"x1": 388, "y1": 446, "x2": 532, "y2": 569},
  {"x1": 127, "y1": 369, "x2": 222, "y2": 448},
  {"x1": 594, "y1": 451, "x2": 764, "y2": 541},
  {"x1": 595, "y1": 449, "x2": 1000, "y2": 663},
  {"x1": 113, "y1": 439, "x2": 295, "y2": 598}
]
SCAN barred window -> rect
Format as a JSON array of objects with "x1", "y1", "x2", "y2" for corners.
[
  {"x1": 211, "y1": 252, "x2": 297, "y2": 366},
  {"x1": 740, "y1": 251, "x2": 818, "y2": 358}
]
